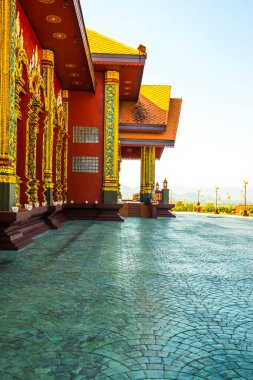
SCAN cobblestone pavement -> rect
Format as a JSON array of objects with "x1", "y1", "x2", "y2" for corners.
[{"x1": 1, "y1": 214, "x2": 253, "y2": 379}]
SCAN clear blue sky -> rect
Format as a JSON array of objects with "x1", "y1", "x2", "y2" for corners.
[{"x1": 81, "y1": 0, "x2": 253, "y2": 194}]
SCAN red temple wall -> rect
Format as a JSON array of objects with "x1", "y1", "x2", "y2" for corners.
[
  {"x1": 67, "y1": 72, "x2": 104, "y2": 203},
  {"x1": 17, "y1": 2, "x2": 42, "y2": 62},
  {"x1": 54, "y1": 75, "x2": 62, "y2": 97},
  {"x1": 17, "y1": 1, "x2": 63, "y2": 97}
]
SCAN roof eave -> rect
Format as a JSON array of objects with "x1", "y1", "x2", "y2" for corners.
[
  {"x1": 91, "y1": 53, "x2": 146, "y2": 64},
  {"x1": 73, "y1": 0, "x2": 96, "y2": 91},
  {"x1": 119, "y1": 124, "x2": 166, "y2": 133},
  {"x1": 120, "y1": 138, "x2": 175, "y2": 147}
]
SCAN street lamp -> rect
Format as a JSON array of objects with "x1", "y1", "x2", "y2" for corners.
[
  {"x1": 243, "y1": 180, "x2": 249, "y2": 217},
  {"x1": 240, "y1": 190, "x2": 243, "y2": 204},
  {"x1": 196, "y1": 190, "x2": 201, "y2": 212},
  {"x1": 215, "y1": 186, "x2": 219, "y2": 214}
]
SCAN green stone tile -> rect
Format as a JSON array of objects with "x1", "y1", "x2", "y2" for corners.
[{"x1": 1, "y1": 216, "x2": 253, "y2": 379}]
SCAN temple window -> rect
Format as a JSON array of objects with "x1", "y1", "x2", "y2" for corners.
[
  {"x1": 72, "y1": 156, "x2": 99, "y2": 173},
  {"x1": 73, "y1": 126, "x2": 99, "y2": 143}
]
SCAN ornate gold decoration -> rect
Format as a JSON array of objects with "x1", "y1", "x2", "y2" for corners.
[
  {"x1": 62, "y1": 91, "x2": 69, "y2": 201},
  {"x1": 46, "y1": 15, "x2": 61, "y2": 23},
  {"x1": 102, "y1": 71, "x2": 120, "y2": 195},
  {"x1": 0, "y1": 174, "x2": 16, "y2": 183},
  {"x1": 63, "y1": 90, "x2": 69, "y2": 100},
  {"x1": 15, "y1": 13, "x2": 27, "y2": 123},
  {"x1": 29, "y1": 46, "x2": 42, "y2": 89},
  {"x1": 65, "y1": 63, "x2": 77, "y2": 68},
  {"x1": 55, "y1": 129, "x2": 64, "y2": 201},
  {"x1": 0, "y1": 0, "x2": 17, "y2": 184},
  {"x1": 16, "y1": 11, "x2": 24, "y2": 50},
  {"x1": 140, "y1": 147, "x2": 155, "y2": 196},
  {"x1": 42, "y1": 49, "x2": 54, "y2": 65},
  {"x1": 105, "y1": 70, "x2": 119, "y2": 84},
  {"x1": 42, "y1": 50, "x2": 55, "y2": 195},
  {"x1": 52, "y1": 89, "x2": 68, "y2": 202},
  {"x1": 53, "y1": 32, "x2": 67, "y2": 40},
  {"x1": 123, "y1": 80, "x2": 133, "y2": 84},
  {"x1": 26, "y1": 96, "x2": 43, "y2": 203}
]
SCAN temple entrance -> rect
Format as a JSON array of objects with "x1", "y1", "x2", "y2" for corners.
[
  {"x1": 119, "y1": 150, "x2": 174, "y2": 218},
  {"x1": 120, "y1": 160, "x2": 140, "y2": 201},
  {"x1": 119, "y1": 159, "x2": 150, "y2": 217}
]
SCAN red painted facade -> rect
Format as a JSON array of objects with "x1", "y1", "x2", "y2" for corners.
[
  {"x1": 67, "y1": 72, "x2": 105, "y2": 203},
  {"x1": 17, "y1": 2, "x2": 42, "y2": 62}
]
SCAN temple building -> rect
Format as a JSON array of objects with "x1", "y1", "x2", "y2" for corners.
[{"x1": 0, "y1": 0, "x2": 182, "y2": 249}]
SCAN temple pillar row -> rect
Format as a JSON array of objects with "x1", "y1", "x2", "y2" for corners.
[
  {"x1": 102, "y1": 70, "x2": 119, "y2": 203},
  {"x1": 0, "y1": 0, "x2": 17, "y2": 210},
  {"x1": 140, "y1": 147, "x2": 155, "y2": 204}
]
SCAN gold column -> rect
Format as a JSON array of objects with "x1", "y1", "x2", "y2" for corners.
[
  {"x1": 118, "y1": 142, "x2": 122, "y2": 199},
  {"x1": 140, "y1": 147, "x2": 155, "y2": 204},
  {"x1": 62, "y1": 90, "x2": 69, "y2": 202},
  {"x1": 26, "y1": 96, "x2": 43, "y2": 203},
  {"x1": 42, "y1": 50, "x2": 55, "y2": 203},
  {"x1": 140, "y1": 147, "x2": 146, "y2": 201},
  {"x1": 0, "y1": 0, "x2": 17, "y2": 210},
  {"x1": 102, "y1": 71, "x2": 119, "y2": 203}
]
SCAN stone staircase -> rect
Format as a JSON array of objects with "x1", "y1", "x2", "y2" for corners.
[
  {"x1": 127, "y1": 203, "x2": 142, "y2": 217},
  {"x1": 120, "y1": 203, "x2": 150, "y2": 217}
]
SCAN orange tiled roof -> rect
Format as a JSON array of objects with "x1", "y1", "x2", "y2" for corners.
[
  {"x1": 120, "y1": 96, "x2": 167, "y2": 125},
  {"x1": 167, "y1": 98, "x2": 182, "y2": 141},
  {"x1": 120, "y1": 85, "x2": 171, "y2": 125},
  {"x1": 119, "y1": 97, "x2": 182, "y2": 142}
]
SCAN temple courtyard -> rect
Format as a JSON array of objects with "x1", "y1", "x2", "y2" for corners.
[{"x1": 1, "y1": 214, "x2": 253, "y2": 380}]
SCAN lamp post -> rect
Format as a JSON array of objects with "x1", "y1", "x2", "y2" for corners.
[
  {"x1": 196, "y1": 190, "x2": 201, "y2": 212},
  {"x1": 243, "y1": 180, "x2": 249, "y2": 217},
  {"x1": 215, "y1": 186, "x2": 219, "y2": 214}
]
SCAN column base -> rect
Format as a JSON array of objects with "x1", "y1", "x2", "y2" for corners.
[
  {"x1": 44, "y1": 188, "x2": 54, "y2": 205},
  {"x1": 140, "y1": 193, "x2": 152, "y2": 205},
  {"x1": 0, "y1": 183, "x2": 16, "y2": 211},
  {"x1": 103, "y1": 190, "x2": 118, "y2": 204},
  {"x1": 162, "y1": 189, "x2": 169, "y2": 204}
]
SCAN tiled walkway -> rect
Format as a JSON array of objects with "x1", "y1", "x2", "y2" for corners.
[{"x1": 1, "y1": 214, "x2": 253, "y2": 379}]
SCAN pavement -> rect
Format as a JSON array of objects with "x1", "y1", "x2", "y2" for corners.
[{"x1": 1, "y1": 214, "x2": 253, "y2": 379}]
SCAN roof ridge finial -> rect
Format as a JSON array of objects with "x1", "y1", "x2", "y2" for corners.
[{"x1": 138, "y1": 44, "x2": 147, "y2": 57}]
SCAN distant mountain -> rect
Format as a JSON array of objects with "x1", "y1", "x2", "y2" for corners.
[{"x1": 171, "y1": 186, "x2": 253, "y2": 205}]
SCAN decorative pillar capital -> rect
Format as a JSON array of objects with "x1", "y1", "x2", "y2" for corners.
[
  {"x1": 42, "y1": 49, "x2": 54, "y2": 66},
  {"x1": 62, "y1": 90, "x2": 69, "y2": 101},
  {"x1": 105, "y1": 70, "x2": 120, "y2": 84}
]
